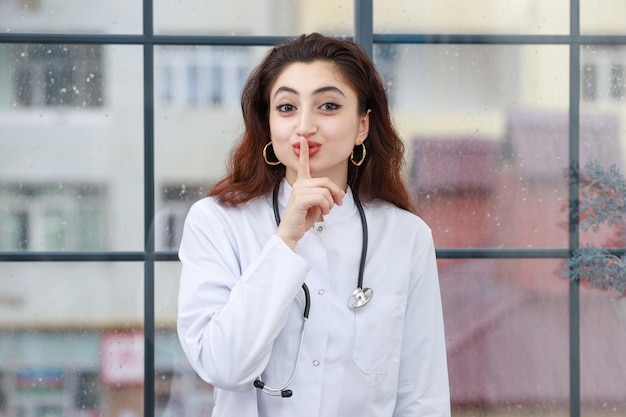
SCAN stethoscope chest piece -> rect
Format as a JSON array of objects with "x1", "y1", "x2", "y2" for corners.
[{"x1": 349, "y1": 287, "x2": 373, "y2": 309}]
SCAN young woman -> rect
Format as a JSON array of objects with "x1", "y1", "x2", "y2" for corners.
[{"x1": 177, "y1": 33, "x2": 450, "y2": 417}]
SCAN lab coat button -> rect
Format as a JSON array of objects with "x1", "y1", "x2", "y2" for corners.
[
  {"x1": 318, "y1": 289, "x2": 325, "y2": 295},
  {"x1": 312, "y1": 360, "x2": 320, "y2": 367},
  {"x1": 315, "y1": 225, "x2": 325, "y2": 233}
]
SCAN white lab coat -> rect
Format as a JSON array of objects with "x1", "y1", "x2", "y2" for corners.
[{"x1": 177, "y1": 179, "x2": 450, "y2": 417}]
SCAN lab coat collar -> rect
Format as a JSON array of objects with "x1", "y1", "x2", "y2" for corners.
[{"x1": 276, "y1": 178, "x2": 357, "y2": 225}]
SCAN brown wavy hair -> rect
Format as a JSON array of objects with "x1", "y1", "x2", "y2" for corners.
[{"x1": 210, "y1": 33, "x2": 414, "y2": 212}]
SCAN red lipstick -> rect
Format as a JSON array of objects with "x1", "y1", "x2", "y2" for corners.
[{"x1": 293, "y1": 141, "x2": 321, "y2": 157}]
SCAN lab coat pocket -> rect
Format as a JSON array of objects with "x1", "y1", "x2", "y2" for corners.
[{"x1": 352, "y1": 294, "x2": 407, "y2": 374}]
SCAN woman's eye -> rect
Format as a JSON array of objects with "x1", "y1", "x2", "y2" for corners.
[
  {"x1": 320, "y1": 102, "x2": 341, "y2": 111},
  {"x1": 276, "y1": 103, "x2": 295, "y2": 112}
]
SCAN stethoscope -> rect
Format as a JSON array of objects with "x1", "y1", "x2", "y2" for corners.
[{"x1": 254, "y1": 183, "x2": 372, "y2": 398}]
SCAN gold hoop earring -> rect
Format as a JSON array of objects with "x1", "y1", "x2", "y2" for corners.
[
  {"x1": 263, "y1": 141, "x2": 281, "y2": 166},
  {"x1": 350, "y1": 143, "x2": 366, "y2": 167}
]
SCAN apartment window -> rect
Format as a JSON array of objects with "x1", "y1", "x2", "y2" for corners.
[
  {"x1": 609, "y1": 64, "x2": 624, "y2": 99},
  {"x1": 11, "y1": 44, "x2": 104, "y2": 108},
  {"x1": 582, "y1": 46, "x2": 626, "y2": 102},
  {"x1": 0, "y1": 373, "x2": 6, "y2": 413},
  {"x1": 582, "y1": 63, "x2": 598, "y2": 101},
  {"x1": 374, "y1": 43, "x2": 396, "y2": 102},
  {"x1": 156, "y1": 46, "x2": 248, "y2": 108},
  {"x1": 73, "y1": 372, "x2": 101, "y2": 410},
  {"x1": 158, "y1": 184, "x2": 207, "y2": 251},
  {"x1": 0, "y1": 184, "x2": 107, "y2": 251}
]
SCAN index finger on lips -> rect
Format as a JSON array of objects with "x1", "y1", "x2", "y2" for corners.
[{"x1": 297, "y1": 137, "x2": 311, "y2": 180}]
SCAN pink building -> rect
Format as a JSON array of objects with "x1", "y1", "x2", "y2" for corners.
[{"x1": 412, "y1": 110, "x2": 626, "y2": 413}]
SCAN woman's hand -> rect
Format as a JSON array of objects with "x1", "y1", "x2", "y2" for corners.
[{"x1": 276, "y1": 138, "x2": 345, "y2": 250}]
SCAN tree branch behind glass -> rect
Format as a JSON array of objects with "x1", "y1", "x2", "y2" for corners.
[{"x1": 562, "y1": 161, "x2": 626, "y2": 294}]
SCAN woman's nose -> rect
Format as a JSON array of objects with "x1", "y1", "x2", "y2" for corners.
[{"x1": 295, "y1": 110, "x2": 317, "y2": 137}]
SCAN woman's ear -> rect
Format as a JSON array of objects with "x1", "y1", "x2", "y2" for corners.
[{"x1": 356, "y1": 109, "x2": 371, "y2": 144}]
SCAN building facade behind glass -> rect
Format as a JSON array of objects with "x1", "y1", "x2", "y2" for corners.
[{"x1": 1, "y1": 0, "x2": 626, "y2": 416}]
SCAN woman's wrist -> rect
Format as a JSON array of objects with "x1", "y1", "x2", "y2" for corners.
[{"x1": 275, "y1": 231, "x2": 298, "y2": 251}]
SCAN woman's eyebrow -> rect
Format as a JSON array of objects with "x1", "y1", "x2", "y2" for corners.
[
  {"x1": 312, "y1": 86, "x2": 346, "y2": 97},
  {"x1": 273, "y1": 85, "x2": 346, "y2": 99},
  {"x1": 273, "y1": 86, "x2": 298, "y2": 98}
]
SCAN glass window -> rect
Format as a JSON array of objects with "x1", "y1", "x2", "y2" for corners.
[
  {"x1": 609, "y1": 64, "x2": 624, "y2": 99},
  {"x1": 0, "y1": 184, "x2": 107, "y2": 251},
  {"x1": 0, "y1": 0, "x2": 142, "y2": 34},
  {"x1": 578, "y1": 44, "x2": 626, "y2": 276},
  {"x1": 156, "y1": 184, "x2": 207, "y2": 251},
  {"x1": 0, "y1": 262, "x2": 143, "y2": 417},
  {"x1": 155, "y1": 262, "x2": 215, "y2": 416},
  {"x1": 155, "y1": 46, "x2": 252, "y2": 109},
  {"x1": 582, "y1": 63, "x2": 598, "y2": 101},
  {"x1": 441, "y1": 258, "x2": 570, "y2": 415},
  {"x1": 580, "y1": 289, "x2": 626, "y2": 415},
  {"x1": 74, "y1": 372, "x2": 101, "y2": 410},
  {"x1": 154, "y1": 46, "x2": 268, "y2": 250},
  {"x1": 374, "y1": 0, "x2": 569, "y2": 34},
  {"x1": 153, "y1": 0, "x2": 353, "y2": 36},
  {"x1": 10, "y1": 44, "x2": 104, "y2": 108},
  {"x1": 0, "y1": 374, "x2": 6, "y2": 414},
  {"x1": 380, "y1": 44, "x2": 570, "y2": 249},
  {"x1": 2, "y1": 2, "x2": 625, "y2": 417},
  {"x1": 0, "y1": 44, "x2": 145, "y2": 251},
  {"x1": 0, "y1": 44, "x2": 104, "y2": 109},
  {"x1": 581, "y1": 45, "x2": 626, "y2": 102},
  {"x1": 581, "y1": 0, "x2": 626, "y2": 34}
]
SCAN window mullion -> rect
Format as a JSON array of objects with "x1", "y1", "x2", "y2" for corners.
[
  {"x1": 354, "y1": 0, "x2": 373, "y2": 57},
  {"x1": 143, "y1": 1, "x2": 156, "y2": 417},
  {"x1": 569, "y1": 0, "x2": 581, "y2": 416}
]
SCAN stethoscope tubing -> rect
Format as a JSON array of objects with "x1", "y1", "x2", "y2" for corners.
[
  {"x1": 254, "y1": 317, "x2": 308, "y2": 397},
  {"x1": 272, "y1": 182, "x2": 368, "y2": 290},
  {"x1": 255, "y1": 182, "x2": 369, "y2": 397},
  {"x1": 353, "y1": 187, "x2": 368, "y2": 290}
]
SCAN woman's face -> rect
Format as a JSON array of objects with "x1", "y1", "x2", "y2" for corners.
[{"x1": 268, "y1": 60, "x2": 370, "y2": 189}]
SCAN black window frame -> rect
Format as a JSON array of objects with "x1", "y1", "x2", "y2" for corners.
[{"x1": 1, "y1": 1, "x2": 623, "y2": 416}]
